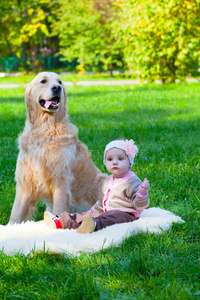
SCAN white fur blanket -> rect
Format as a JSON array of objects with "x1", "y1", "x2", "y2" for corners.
[{"x1": 0, "y1": 208, "x2": 184, "y2": 256}]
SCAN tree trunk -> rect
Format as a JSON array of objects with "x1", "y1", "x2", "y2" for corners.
[
  {"x1": 21, "y1": 41, "x2": 29, "y2": 73},
  {"x1": 109, "y1": 64, "x2": 113, "y2": 77}
]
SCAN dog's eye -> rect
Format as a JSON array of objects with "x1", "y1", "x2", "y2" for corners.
[
  {"x1": 58, "y1": 80, "x2": 62, "y2": 85},
  {"x1": 40, "y1": 79, "x2": 46, "y2": 84}
]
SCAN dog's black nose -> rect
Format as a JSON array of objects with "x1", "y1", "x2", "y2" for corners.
[{"x1": 52, "y1": 85, "x2": 61, "y2": 94}]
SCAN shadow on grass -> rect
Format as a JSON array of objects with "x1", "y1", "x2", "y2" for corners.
[
  {"x1": 69, "y1": 109, "x2": 199, "y2": 157},
  {"x1": 0, "y1": 100, "x2": 199, "y2": 164},
  {"x1": 0, "y1": 96, "x2": 25, "y2": 104}
]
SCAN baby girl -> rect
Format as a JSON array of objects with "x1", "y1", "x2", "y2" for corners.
[{"x1": 44, "y1": 139, "x2": 150, "y2": 233}]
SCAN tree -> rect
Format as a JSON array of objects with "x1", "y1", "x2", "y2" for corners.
[
  {"x1": 0, "y1": 0, "x2": 55, "y2": 72},
  {"x1": 1, "y1": 0, "x2": 199, "y2": 79},
  {"x1": 114, "y1": 0, "x2": 200, "y2": 82},
  {"x1": 51, "y1": 0, "x2": 123, "y2": 75}
]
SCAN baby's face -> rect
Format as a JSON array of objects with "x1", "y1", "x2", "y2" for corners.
[{"x1": 105, "y1": 147, "x2": 131, "y2": 178}]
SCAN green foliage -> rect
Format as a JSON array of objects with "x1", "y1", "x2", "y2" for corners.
[
  {"x1": 51, "y1": 0, "x2": 123, "y2": 75},
  {"x1": 1, "y1": 0, "x2": 200, "y2": 81},
  {"x1": 114, "y1": 0, "x2": 200, "y2": 82},
  {"x1": 0, "y1": 82, "x2": 199, "y2": 298},
  {"x1": 0, "y1": 0, "x2": 56, "y2": 71}
]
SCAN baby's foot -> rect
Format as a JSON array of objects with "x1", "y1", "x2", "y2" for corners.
[
  {"x1": 44, "y1": 211, "x2": 63, "y2": 229},
  {"x1": 77, "y1": 216, "x2": 96, "y2": 234}
]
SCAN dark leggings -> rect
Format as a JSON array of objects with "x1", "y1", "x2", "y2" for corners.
[{"x1": 58, "y1": 210, "x2": 139, "y2": 231}]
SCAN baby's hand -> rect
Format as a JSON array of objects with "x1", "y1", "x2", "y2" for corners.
[
  {"x1": 137, "y1": 178, "x2": 150, "y2": 196},
  {"x1": 141, "y1": 178, "x2": 150, "y2": 190}
]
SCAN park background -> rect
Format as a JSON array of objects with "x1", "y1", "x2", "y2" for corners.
[
  {"x1": 0, "y1": 0, "x2": 199, "y2": 299},
  {"x1": 0, "y1": 0, "x2": 200, "y2": 83}
]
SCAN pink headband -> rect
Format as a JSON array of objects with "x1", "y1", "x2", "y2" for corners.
[{"x1": 103, "y1": 139, "x2": 138, "y2": 167}]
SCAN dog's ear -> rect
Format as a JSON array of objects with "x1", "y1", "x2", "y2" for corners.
[{"x1": 24, "y1": 83, "x2": 33, "y2": 102}]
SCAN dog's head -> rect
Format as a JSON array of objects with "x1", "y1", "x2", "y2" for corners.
[{"x1": 25, "y1": 72, "x2": 67, "y2": 122}]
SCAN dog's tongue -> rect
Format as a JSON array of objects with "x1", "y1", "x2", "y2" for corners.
[
  {"x1": 44, "y1": 100, "x2": 58, "y2": 109},
  {"x1": 44, "y1": 101, "x2": 51, "y2": 109}
]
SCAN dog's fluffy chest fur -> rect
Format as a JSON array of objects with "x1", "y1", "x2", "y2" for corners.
[{"x1": 15, "y1": 121, "x2": 77, "y2": 193}]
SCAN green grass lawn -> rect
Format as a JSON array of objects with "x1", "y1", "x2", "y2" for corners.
[{"x1": 0, "y1": 81, "x2": 199, "y2": 299}]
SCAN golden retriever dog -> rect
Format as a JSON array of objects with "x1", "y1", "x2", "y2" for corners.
[{"x1": 9, "y1": 72, "x2": 106, "y2": 224}]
